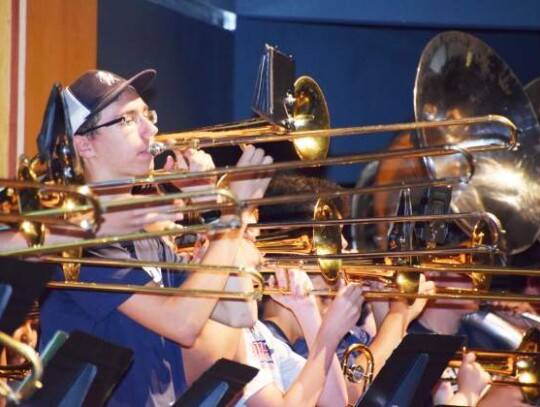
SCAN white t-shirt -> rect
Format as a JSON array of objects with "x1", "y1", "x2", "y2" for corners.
[{"x1": 235, "y1": 321, "x2": 306, "y2": 406}]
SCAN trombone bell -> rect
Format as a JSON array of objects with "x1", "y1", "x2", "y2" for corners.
[
  {"x1": 291, "y1": 76, "x2": 330, "y2": 160},
  {"x1": 152, "y1": 75, "x2": 331, "y2": 161},
  {"x1": 313, "y1": 199, "x2": 342, "y2": 283}
]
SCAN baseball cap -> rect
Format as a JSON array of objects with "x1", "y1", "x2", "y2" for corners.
[{"x1": 63, "y1": 69, "x2": 156, "y2": 135}]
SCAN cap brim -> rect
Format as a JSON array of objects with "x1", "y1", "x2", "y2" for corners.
[{"x1": 90, "y1": 69, "x2": 156, "y2": 120}]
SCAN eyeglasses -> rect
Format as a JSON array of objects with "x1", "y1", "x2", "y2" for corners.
[{"x1": 79, "y1": 110, "x2": 158, "y2": 135}]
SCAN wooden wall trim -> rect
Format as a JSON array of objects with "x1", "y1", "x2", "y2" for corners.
[
  {"x1": 24, "y1": 0, "x2": 97, "y2": 167},
  {"x1": 0, "y1": 1, "x2": 15, "y2": 178}
]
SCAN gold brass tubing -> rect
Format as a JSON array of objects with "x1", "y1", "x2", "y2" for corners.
[
  {"x1": 0, "y1": 179, "x2": 104, "y2": 232},
  {"x1": 262, "y1": 286, "x2": 540, "y2": 303},
  {"x1": 47, "y1": 279, "x2": 263, "y2": 301},
  {"x1": 0, "y1": 360, "x2": 33, "y2": 382},
  {"x1": 158, "y1": 115, "x2": 518, "y2": 150},
  {"x1": 0, "y1": 213, "x2": 86, "y2": 229},
  {"x1": 242, "y1": 178, "x2": 467, "y2": 211},
  {"x1": 251, "y1": 213, "x2": 491, "y2": 229},
  {"x1": 85, "y1": 175, "x2": 469, "y2": 225},
  {"x1": 347, "y1": 263, "x2": 540, "y2": 278},
  {"x1": 41, "y1": 256, "x2": 257, "y2": 275},
  {"x1": 361, "y1": 290, "x2": 540, "y2": 303},
  {"x1": 456, "y1": 349, "x2": 540, "y2": 359},
  {"x1": 40, "y1": 257, "x2": 265, "y2": 300},
  {"x1": 26, "y1": 188, "x2": 246, "y2": 221},
  {"x1": 489, "y1": 380, "x2": 540, "y2": 388},
  {"x1": 161, "y1": 177, "x2": 475, "y2": 217},
  {"x1": 0, "y1": 220, "x2": 239, "y2": 257},
  {"x1": 0, "y1": 331, "x2": 43, "y2": 402},
  {"x1": 446, "y1": 349, "x2": 540, "y2": 389},
  {"x1": 90, "y1": 144, "x2": 476, "y2": 191},
  {"x1": 16, "y1": 254, "x2": 265, "y2": 301},
  {"x1": 249, "y1": 212, "x2": 503, "y2": 249},
  {"x1": 263, "y1": 245, "x2": 498, "y2": 262},
  {"x1": 341, "y1": 343, "x2": 374, "y2": 385}
]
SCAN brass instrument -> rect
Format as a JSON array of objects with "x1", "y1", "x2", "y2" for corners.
[
  {"x1": 0, "y1": 212, "x2": 506, "y2": 303},
  {"x1": 0, "y1": 179, "x2": 104, "y2": 239},
  {"x1": 153, "y1": 76, "x2": 331, "y2": 161},
  {"x1": 2, "y1": 47, "x2": 523, "y2": 303},
  {"x1": 449, "y1": 349, "x2": 540, "y2": 388},
  {"x1": 0, "y1": 187, "x2": 244, "y2": 256},
  {"x1": 19, "y1": 187, "x2": 243, "y2": 230},
  {"x1": 42, "y1": 256, "x2": 264, "y2": 300},
  {"x1": 256, "y1": 199, "x2": 500, "y2": 274},
  {"x1": 340, "y1": 331, "x2": 540, "y2": 404},
  {"x1": 2, "y1": 254, "x2": 264, "y2": 303},
  {"x1": 150, "y1": 79, "x2": 518, "y2": 163},
  {"x1": 1, "y1": 186, "x2": 246, "y2": 283},
  {"x1": 90, "y1": 143, "x2": 479, "y2": 194},
  {"x1": 415, "y1": 32, "x2": 540, "y2": 254},
  {"x1": 0, "y1": 331, "x2": 43, "y2": 403},
  {"x1": 0, "y1": 182, "x2": 258, "y2": 299},
  {"x1": 251, "y1": 200, "x2": 540, "y2": 302},
  {"x1": 448, "y1": 328, "x2": 540, "y2": 404},
  {"x1": 341, "y1": 343, "x2": 374, "y2": 386},
  {"x1": 0, "y1": 221, "x2": 265, "y2": 300},
  {"x1": 251, "y1": 211, "x2": 503, "y2": 274}
]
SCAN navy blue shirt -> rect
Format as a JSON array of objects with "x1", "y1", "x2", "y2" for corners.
[{"x1": 40, "y1": 239, "x2": 188, "y2": 407}]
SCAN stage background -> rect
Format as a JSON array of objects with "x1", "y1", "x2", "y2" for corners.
[{"x1": 10, "y1": 0, "x2": 540, "y2": 185}]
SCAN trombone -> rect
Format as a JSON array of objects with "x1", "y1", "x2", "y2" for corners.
[
  {"x1": 246, "y1": 199, "x2": 540, "y2": 303},
  {"x1": 0, "y1": 188, "x2": 262, "y2": 300},
  {"x1": 1, "y1": 187, "x2": 246, "y2": 284},
  {"x1": 0, "y1": 188, "x2": 244, "y2": 257},
  {"x1": 253, "y1": 198, "x2": 501, "y2": 273},
  {"x1": 19, "y1": 188, "x2": 244, "y2": 228},
  {"x1": 43, "y1": 257, "x2": 265, "y2": 301},
  {"x1": 0, "y1": 179, "x2": 104, "y2": 242},
  {"x1": 447, "y1": 328, "x2": 540, "y2": 404},
  {"x1": 88, "y1": 144, "x2": 479, "y2": 192},
  {"x1": 0, "y1": 218, "x2": 239, "y2": 258},
  {"x1": 0, "y1": 253, "x2": 264, "y2": 300},
  {"x1": 339, "y1": 329, "x2": 540, "y2": 404},
  {"x1": 341, "y1": 343, "x2": 374, "y2": 386},
  {"x1": 151, "y1": 76, "x2": 518, "y2": 162}
]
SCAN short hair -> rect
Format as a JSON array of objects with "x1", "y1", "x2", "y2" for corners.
[
  {"x1": 76, "y1": 111, "x2": 101, "y2": 137},
  {"x1": 258, "y1": 173, "x2": 349, "y2": 223}
]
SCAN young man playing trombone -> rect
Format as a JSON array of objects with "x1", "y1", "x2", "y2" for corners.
[{"x1": 39, "y1": 68, "x2": 272, "y2": 406}]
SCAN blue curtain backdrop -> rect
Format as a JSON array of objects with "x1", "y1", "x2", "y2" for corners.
[{"x1": 97, "y1": 0, "x2": 540, "y2": 184}]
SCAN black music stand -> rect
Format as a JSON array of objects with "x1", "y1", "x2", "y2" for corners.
[
  {"x1": 0, "y1": 284, "x2": 13, "y2": 320},
  {"x1": 20, "y1": 330, "x2": 133, "y2": 407},
  {"x1": 252, "y1": 44, "x2": 295, "y2": 126},
  {"x1": 356, "y1": 333, "x2": 464, "y2": 407},
  {"x1": 173, "y1": 358, "x2": 259, "y2": 407},
  {"x1": 0, "y1": 257, "x2": 55, "y2": 336}
]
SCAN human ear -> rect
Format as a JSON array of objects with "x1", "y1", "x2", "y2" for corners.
[{"x1": 73, "y1": 135, "x2": 96, "y2": 158}]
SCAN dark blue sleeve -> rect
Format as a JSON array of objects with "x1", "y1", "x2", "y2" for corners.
[{"x1": 61, "y1": 265, "x2": 152, "y2": 321}]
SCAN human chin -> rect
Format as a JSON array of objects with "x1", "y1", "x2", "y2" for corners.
[{"x1": 138, "y1": 155, "x2": 154, "y2": 175}]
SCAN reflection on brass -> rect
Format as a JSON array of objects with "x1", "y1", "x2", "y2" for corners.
[
  {"x1": 313, "y1": 199, "x2": 342, "y2": 283},
  {"x1": 449, "y1": 329, "x2": 540, "y2": 403},
  {"x1": 341, "y1": 343, "x2": 374, "y2": 386},
  {"x1": 415, "y1": 31, "x2": 540, "y2": 254}
]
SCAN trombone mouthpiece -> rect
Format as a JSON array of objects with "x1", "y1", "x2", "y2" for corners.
[{"x1": 148, "y1": 142, "x2": 167, "y2": 156}]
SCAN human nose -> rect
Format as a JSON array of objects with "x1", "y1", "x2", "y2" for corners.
[{"x1": 140, "y1": 115, "x2": 158, "y2": 142}]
